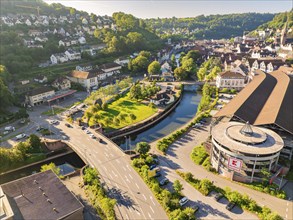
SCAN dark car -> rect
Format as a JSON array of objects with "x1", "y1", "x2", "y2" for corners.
[
  {"x1": 65, "y1": 123, "x2": 72, "y2": 128},
  {"x1": 226, "y1": 202, "x2": 235, "y2": 211},
  {"x1": 149, "y1": 164, "x2": 157, "y2": 170},
  {"x1": 36, "y1": 126, "x2": 44, "y2": 131},
  {"x1": 81, "y1": 126, "x2": 86, "y2": 130},
  {"x1": 214, "y1": 193, "x2": 223, "y2": 201},
  {"x1": 159, "y1": 178, "x2": 169, "y2": 186},
  {"x1": 154, "y1": 171, "x2": 161, "y2": 178}
]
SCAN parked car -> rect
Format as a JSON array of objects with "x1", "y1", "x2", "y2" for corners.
[
  {"x1": 86, "y1": 130, "x2": 91, "y2": 134},
  {"x1": 192, "y1": 205, "x2": 199, "y2": 212},
  {"x1": 179, "y1": 197, "x2": 189, "y2": 206},
  {"x1": 81, "y1": 126, "x2": 86, "y2": 130},
  {"x1": 65, "y1": 123, "x2": 72, "y2": 128},
  {"x1": 154, "y1": 171, "x2": 161, "y2": 178},
  {"x1": 226, "y1": 202, "x2": 235, "y2": 211},
  {"x1": 5, "y1": 126, "x2": 15, "y2": 131},
  {"x1": 149, "y1": 164, "x2": 157, "y2": 170},
  {"x1": 16, "y1": 133, "x2": 27, "y2": 140},
  {"x1": 36, "y1": 126, "x2": 44, "y2": 131},
  {"x1": 159, "y1": 178, "x2": 169, "y2": 186},
  {"x1": 89, "y1": 134, "x2": 96, "y2": 139},
  {"x1": 50, "y1": 120, "x2": 58, "y2": 125},
  {"x1": 214, "y1": 193, "x2": 223, "y2": 201}
]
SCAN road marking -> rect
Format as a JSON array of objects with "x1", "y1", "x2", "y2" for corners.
[
  {"x1": 150, "y1": 196, "x2": 155, "y2": 205},
  {"x1": 127, "y1": 165, "x2": 131, "y2": 171},
  {"x1": 136, "y1": 210, "x2": 141, "y2": 216},
  {"x1": 112, "y1": 170, "x2": 117, "y2": 177},
  {"x1": 115, "y1": 183, "x2": 118, "y2": 188},
  {"x1": 143, "y1": 194, "x2": 147, "y2": 200},
  {"x1": 150, "y1": 206, "x2": 154, "y2": 213},
  {"x1": 148, "y1": 212, "x2": 152, "y2": 219},
  {"x1": 125, "y1": 176, "x2": 130, "y2": 183},
  {"x1": 129, "y1": 208, "x2": 133, "y2": 213},
  {"x1": 108, "y1": 173, "x2": 113, "y2": 179},
  {"x1": 104, "y1": 167, "x2": 108, "y2": 172},
  {"x1": 126, "y1": 214, "x2": 129, "y2": 219},
  {"x1": 116, "y1": 160, "x2": 121, "y2": 164},
  {"x1": 110, "y1": 153, "x2": 114, "y2": 157},
  {"x1": 105, "y1": 152, "x2": 109, "y2": 157},
  {"x1": 123, "y1": 167, "x2": 126, "y2": 171},
  {"x1": 129, "y1": 174, "x2": 133, "y2": 179},
  {"x1": 135, "y1": 183, "x2": 139, "y2": 189}
]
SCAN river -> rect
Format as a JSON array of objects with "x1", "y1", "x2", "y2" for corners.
[{"x1": 115, "y1": 91, "x2": 201, "y2": 150}]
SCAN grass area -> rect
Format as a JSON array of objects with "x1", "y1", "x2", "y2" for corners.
[
  {"x1": 42, "y1": 107, "x2": 66, "y2": 116},
  {"x1": 190, "y1": 145, "x2": 217, "y2": 173},
  {"x1": 39, "y1": 129, "x2": 54, "y2": 136},
  {"x1": 94, "y1": 94, "x2": 157, "y2": 130}
]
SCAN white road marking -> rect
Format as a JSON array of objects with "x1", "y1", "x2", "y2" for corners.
[
  {"x1": 108, "y1": 173, "x2": 113, "y2": 179},
  {"x1": 115, "y1": 183, "x2": 119, "y2": 188},
  {"x1": 112, "y1": 170, "x2": 117, "y2": 177},
  {"x1": 116, "y1": 160, "x2": 121, "y2": 164},
  {"x1": 136, "y1": 210, "x2": 141, "y2": 216},
  {"x1": 150, "y1": 206, "x2": 154, "y2": 213},
  {"x1": 104, "y1": 167, "x2": 108, "y2": 172},
  {"x1": 125, "y1": 176, "x2": 130, "y2": 183},
  {"x1": 127, "y1": 165, "x2": 131, "y2": 171},
  {"x1": 129, "y1": 174, "x2": 133, "y2": 179},
  {"x1": 150, "y1": 196, "x2": 155, "y2": 205},
  {"x1": 126, "y1": 214, "x2": 129, "y2": 219},
  {"x1": 129, "y1": 208, "x2": 133, "y2": 213},
  {"x1": 105, "y1": 152, "x2": 109, "y2": 157},
  {"x1": 143, "y1": 194, "x2": 147, "y2": 201},
  {"x1": 148, "y1": 212, "x2": 152, "y2": 219},
  {"x1": 135, "y1": 183, "x2": 139, "y2": 189}
]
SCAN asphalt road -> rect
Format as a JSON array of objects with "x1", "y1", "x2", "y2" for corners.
[
  {"x1": 53, "y1": 120, "x2": 168, "y2": 220},
  {"x1": 152, "y1": 123, "x2": 293, "y2": 220}
]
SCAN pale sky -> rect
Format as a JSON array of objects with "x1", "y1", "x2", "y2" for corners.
[{"x1": 44, "y1": 0, "x2": 293, "y2": 19}]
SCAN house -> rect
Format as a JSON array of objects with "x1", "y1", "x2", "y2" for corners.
[
  {"x1": 100, "y1": 63, "x2": 122, "y2": 77},
  {"x1": 67, "y1": 70, "x2": 98, "y2": 89},
  {"x1": 25, "y1": 19, "x2": 32, "y2": 26},
  {"x1": 25, "y1": 87, "x2": 55, "y2": 106},
  {"x1": 34, "y1": 75, "x2": 48, "y2": 83},
  {"x1": 76, "y1": 64, "x2": 94, "y2": 72},
  {"x1": 216, "y1": 71, "x2": 246, "y2": 90},
  {"x1": 52, "y1": 77, "x2": 71, "y2": 90},
  {"x1": 82, "y1": 18, "x2": 88, "y2": 25},
  {"x1": 35, "y1": 36, "x2": 48, "y2": 43},
  {"x1": 78, "y1": 36, "x2": 86, "y2": 44},
  {"x1": 114, "y1": 57, "x2": 130, "y2": 66},
  {"x1": 65, "y1": 49, "x2": 81, "y2": 61},
  {"x1": 59, "y1": 39, "x2": 71, "y2": 47},
  {"x1": 0, "y1": 170, "x2": 84, "y2": 220},
  {"x1": 19, "y1": 79, "x2": 30, "y2": 85},
  {"x1": 230, "y1": 60, "x2": 249, "y2": 77},
  {"x1": 28, "y1": 29, "x2": 42, "y2": 37},
  {"x1": 50, "y1": 53, "x2": 68, "y2": 64}
]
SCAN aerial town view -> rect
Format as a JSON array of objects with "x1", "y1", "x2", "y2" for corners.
[{"x1": 0, "y1": 0, "x2": 292, "y2": 219}]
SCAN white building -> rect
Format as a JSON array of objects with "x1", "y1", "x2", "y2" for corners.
[
  {"x1": 216, "y1": 71, "x2": 246, "y2": 90},
  {"x1": 67, "y1": 70, "x2": 98, "y2": 89},
  {"x1": 52, "y1": 77, "x2": 71, "y2": 90},
  {"x1": 65, "y1": 49, "x2": 81, "y2": 61},
  {"x1": 25, "y1": 87, "x2": 55, "y2": 106},
  {"x1": 50, "y1": 53, "x2": 69, "y2": 64}
]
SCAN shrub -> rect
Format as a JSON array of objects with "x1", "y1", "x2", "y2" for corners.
[{"x1": 190, "y1": 145, "x2": 208, "y2": 165}]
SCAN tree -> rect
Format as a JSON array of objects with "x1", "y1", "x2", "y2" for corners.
[
  {"x1": 102, "y1": 102, "x2": 108, "y2": 110},
  {"x1": 27, "y1": 134, "x2": 41, "y2": 153},
  {"x1": 206, "y1": 66, "x2": 221, "y2": 81},
  {"x1": 129, "y1": 55, "x2": 150, "y2": 73},
  {"x1": 0, "y1": 78, "x2": 13, "y2": 111},
  {"x1": 181, "y1": 57, "x2": 197, "y2": 75},
  {"x1": 139, "y1": 51, "x2": 151, "y2": 59},
  {"x1": 174, "y1": 67, "x2": 187, "y2": 80},
  {"x1": 41, "y1": 162, "x2": 62, "y2": 178},
  {"x1": 173, "y1": 180, "x2": 183, "y2": 194},
  {"x1": 136, "y1": 142, "x2": 150, "y2": 155},
  {"x1": 129, "y1": 113, "x2": 136, "y2": 121},
  {"x1": 260, "y1": 168, "x2": 271, "y2": 185},
  {"x1": 171, "y1": 54, "x2": 177, "y2": 69},
  {"x1": 185, "y1": 50, "x2": 200, "y2": 62},
  {"x1": 197, "y1": 67, "x2": 207, "y2": 81},
  {"x1": 113, "y1": 117, "x2": 120, "y2": 126},
  {"x1": 129, "y1": 84, "x2": 142, "y2": 99},
  {"x1": 69, "y1": 7, "x2": 75, "y2": 15},
  {"x1": 148, "y1": 61, "x2": 161, "y2": 75}
]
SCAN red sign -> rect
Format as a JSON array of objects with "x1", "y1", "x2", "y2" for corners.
[{"x1": 228, "y1": 158, "x2": 243, "y2": 171}]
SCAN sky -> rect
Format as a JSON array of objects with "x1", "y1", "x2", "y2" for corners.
[{"x1": 43, "y1": 0, "x2": 293, "y2": 19}]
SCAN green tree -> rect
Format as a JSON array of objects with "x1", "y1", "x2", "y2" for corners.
[
  {"x1": 148, "y1": 61, "x2": 161, "y2": 75},
  {"x1": 0, "y1": 78, "x2": 13, "y2": 111},
  {"x1": 69, "y1": 7, "x2": 75, "y2": 15},
  {"x1": 260, "y1": 168, "x2": 271, "y2": 185},
  {"x1": 129, "y1": 84, "x2": 142, "y2": 99},
  {"x1": 129, "y1": 113, "x2": 137, "y2": 121},
  {"x1": 185, "y1": 50, "x2": 200, "y2": 62},
  {"x1": 41, "y1": 162, "x2": 62, "y2": 178},
  {"x1": 173, "y1": 180, "x2": 183, "y2": 194},
  {"x1": 174, "y1": 67, "x2": 187, "y2": 80},
  {"x1": 181, "y1": 57, "x2": 197, "y2": 75},
  {"x1": 136, "y1": 142, "x2": 151, "y2": 155},
  {"x1": 27, "y1": 134, "x2": 41, "y2": 153},
  {"x1": 206, "y1": 66, "x2": 221, "y2": 81}
]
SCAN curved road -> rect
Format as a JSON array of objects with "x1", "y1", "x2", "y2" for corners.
[{"x1": 54, "y1": 120, "x2": 167, "y2": 220}]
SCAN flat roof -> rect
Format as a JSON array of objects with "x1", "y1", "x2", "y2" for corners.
[
  {"x1": 1, "y1": 170, "x2": 83, "y2": 220},
  {"x1": 212, "y1": 121, "x2": 284, "y2": 155}
]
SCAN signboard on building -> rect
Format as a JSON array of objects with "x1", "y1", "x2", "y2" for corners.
[{"x1": 228, "y1": 157, "x2": 243, "y2": 171}]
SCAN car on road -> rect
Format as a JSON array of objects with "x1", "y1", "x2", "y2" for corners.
[
  {"x1": 61, "y1": 135, "x2": 69, "y2": 140},
  {"x1": 159, "y1": 178, "x2": 169, "y2": 186},
  {"x1": 81, "y1": 126, "x2": 86, "y2": 130},
  {"x1": 65, "y1": 123, "x2": 72, "y2": 128},
  {"x1": 89, "y1": 134, "x2": 96, "y2": 139},
  {"x1": 214, "y1": 192, "x2": 223, "y2": 201},
  {"x1": 5, "y1": 126, "x2": 15, "y2": 132},
  {"x1": 50, "y1": 120, "x2": 58, "y2": 125},
  {"x1": 226, "y1": 202, "x2": 235, "y2": 211},
  {"x1": 154, "y1": 171, "x2": 161, "y2": 178},
  {"x1": 191, "y1": 205, "x2": 199, "y2": 212},
  {"x1": 149, "y1": 164, "x2": 157, "y2": 170},
  {"x1": 179, "y1": 197, "x2": 189, "y2": 206},
  {"x1": 85, "y1": 130, "x2": 91, "y2": 134},
  {"x1": 192, "y1": 123, "x2": 202, "y2": 128},
  {"x1": 16, "y1": 133, "x2": 27, "y2": 140},
  {"x1": 36, "y1": 126, "x2": 44, "y2": 131}
]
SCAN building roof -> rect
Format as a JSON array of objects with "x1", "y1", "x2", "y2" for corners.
[
  {"x1": 219, "y1": 71, "x2": 246, "y2": 78},
  {"x1": 27, "y1": 87, "x2": 54, "y2": 96},
  {"x1": 100, "y1": 62, "x2": 121, "y2": 70},
  {"x1": 215, "y1": 69, "x2": 293, "y2": 134},
  {"x1": 68, "y1": 70, "x2": 96, "y2": 79},
  {"x1": 212, "y1": 121, "x2": 284, "y2": 155},
  {"x1": 1, "y1": 170, "x2": 83, "y2": 220}
]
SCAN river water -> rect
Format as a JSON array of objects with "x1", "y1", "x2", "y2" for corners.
[{"x1": 116, "y1": 91, "x2": 201, "y2": 150}]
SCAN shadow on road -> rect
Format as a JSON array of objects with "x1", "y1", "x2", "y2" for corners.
[{"x1": 195, "y1": 200, "x2": 231, "y2": 219}]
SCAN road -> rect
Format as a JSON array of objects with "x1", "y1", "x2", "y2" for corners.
[
  {"x1": 53, "y1": 120, "x2": 167, "y2": 220},
  {"x1": 151, "y1": 123, "x2": 293, "y2": 220}
]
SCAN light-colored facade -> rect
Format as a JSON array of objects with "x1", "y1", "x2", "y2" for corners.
[
  {"x1": 52, "y1": 77, "x2": 71, "y2": 90},
  {"x1": 26, "y1": 87, "x2": 55, "y2": 106},
  {"x1": 216, "y1": 71, "x2": 245, "y2": 90},
  {"x1": 67, "y1": 70, "x2": 98, "y2": 89},
  {"x1": 211, "y1": 121, "x2": 284, "y2": 183}
]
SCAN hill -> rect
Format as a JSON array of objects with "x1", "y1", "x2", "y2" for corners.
[
  {"x1": 256, "y1": 10, "x2": 293, "y2": 30},
  {"x1": 144, "y1": 13, "x2": 275, "y2": 40}
]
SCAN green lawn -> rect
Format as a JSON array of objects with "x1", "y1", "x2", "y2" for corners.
[
  {"x1": 42, "y1": 107, "x2": 66, "y2": 116},
  {"x1": 94, "y1": 94, "x2": 157, "y2": 130}
]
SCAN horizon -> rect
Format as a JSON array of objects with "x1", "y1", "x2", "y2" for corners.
[{"x1": 43, "y1": 0, "x2": 293, "y2": 19}]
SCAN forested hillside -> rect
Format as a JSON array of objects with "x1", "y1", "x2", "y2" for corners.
[
  {"x1": 145, "y1": 13, "x2": 275, "y2": 40},
  {"x1": 256, "y1": 10, "x2": 293, "y2": 30}
]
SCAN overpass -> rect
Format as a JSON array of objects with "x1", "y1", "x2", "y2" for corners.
[{"x1": 54, "y1": 120, "x2": 167, "y2": 220}]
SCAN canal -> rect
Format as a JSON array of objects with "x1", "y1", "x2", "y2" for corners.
[{"x1": 116, "y1": 90, "x2": 201, "y2": 150}]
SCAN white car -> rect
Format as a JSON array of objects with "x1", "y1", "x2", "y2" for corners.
[
  {"x1": 50, "y1": 120, "x2": 58, "y2": 125},
  {"x1": 179, "y1": 197, "x2": 189, "y2": 206},
  {"x1": 16, "y1": 133, "x2": 27, "y2": 140}
]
